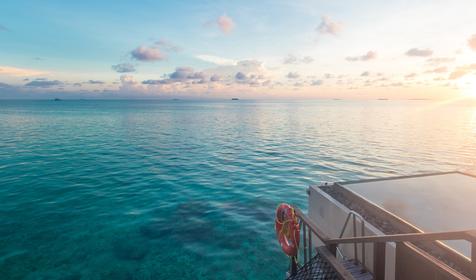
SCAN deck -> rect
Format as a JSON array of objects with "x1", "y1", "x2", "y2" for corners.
[
  {"x1": 285, "y1": 171, "x2": 476, "y2": 279},
  {"x1": 287, "y1": 247, "x2": 373, "y2": 280}
]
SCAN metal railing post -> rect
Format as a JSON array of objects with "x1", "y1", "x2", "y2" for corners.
[
  {"x1": 471, "y1": 240, "x2": 476, "y2": 280},
  {"x1": 373, "y1": 242, "x2": 386, "y2": 280},
  {"x1": 361, "y1": 219, "x2": 366, "y2": 271},
  {"x1": 308, "y1": 225, "x2": 312, "y2": 261},
  {"x1": 339, "y1": 213, "x2": 352, "y2": 238},
  {"x1": 290, "y1": 255, "x2": 298, "y2": 276},
  {"x1": 303, "y1": 222, "x2": 307, "y2": 264},
  {"x1": 352, "y1": 214, "x2": 358, "y2": 263},
  {"x1": 293, "y1": 206, "x2": 476, "y2": 279}
]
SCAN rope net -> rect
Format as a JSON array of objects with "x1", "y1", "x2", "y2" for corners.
[{"x1": 286, "y1": 253, "x2": 340, "y2": 280}]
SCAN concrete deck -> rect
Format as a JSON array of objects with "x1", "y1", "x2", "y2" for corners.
[{"x1": 341, "y1": 172, "x2": 476, "y2": 257}]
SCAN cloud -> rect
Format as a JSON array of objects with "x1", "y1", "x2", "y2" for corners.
[
  {"x1": 468, "y1": 34, "x2": 476, "y2": 51},
  {"x1": 425, "y1": 67, "x2": 448, "y2": 74},
  {"x1": 361, "y1": 71, "x2": 370, "y2": 77},
  {"x1": 0, "y1": 82, "x2": 12, "y2": 89},
  {"x1": 138, "y1": 60, "x2": 269, "y2": 89},
  {"x1": 235, "y1": 72, "x2": 247, "y2": 81},
  {"x1": 346, "y1": 51, "x2": 377, "y2": 62},
  {"x1": 131, "y1": 46, "x2": 165, "y2": 61},
  {"x1": 119, "y1": 75, "x2": 144, "y2": 92},
  {"x1": 210, "y1": 74, "x2": 221, "y2": 82},
  {"x1": 302, "y1": 56, "x2": 314, "y2": 64},
  {"x1": 287, "y1": 72, "x2": 300, "y2": 79},
  {"x1": 449, "y1": 64, "x2": 476, "y2": 79},
  {"x1": 283, "y1": 54, "x2": 314, "y2": 64},
  {"x1": 317, "y1": 16, "x2": 342, "y2": 36},
  {"x1": 112, "y1": 63, "x2": 135, "y2": 73},
  {"x1": 233, "y1": 72, "x2": 265, "y2": 86},
  {"x1": 205, "y1": 60, "x2": 268, "y2": 86},
  {"x1": 0, "y1": 24, "x2": 7, "y2": 32},
  {"x1": 389, "y1": 82, "x2": 403, "y2": 87},
  {"x1": 193, "y1": 60, "x2": 267, "y2": 86},
  {"x1": 142, "y1": 67, "x2": 209, "y2": 86},
  {"x1": 195, "y1": 54, "x2": 237, "y2": 65},
  {"x1": 405, "y1": 73, "x2": 417, "y2": 79},
  {"x1": 311, "y1": 80, "x2": 323, "y2": 86},
  {"x1": 217, "y1": 15, "x2": 235, "y2": 34},
  {"x1": 1, "y1": 60, "x2": 274, "y2": 98},
  {"x1": 130, "y1": 40, "x2": 180, "y2": 62},
  {"x1": 284, "y1": 55, "x2": 298, "y2": 64},
  {"x1": 425, "y1": 57, "x2": 455, "y2": 66},
  {"x1": 202, "y1": 59, "x2": 266, "y2": 79},
  {"x1": 0, "y1": 65, "x2": 49, "y2": 77},
  {"x1": 170, "y1": 67, "x2": 205, "y2": 80},
  {"x1": 141, "y1": 79, "x2": 164, "y2": 85},
  {"x1": 25, "y1": 79, "x2": 63, "y2": 88},
  {"x1": 405, "y1": 48, "x2": 433, "y2": 57}
]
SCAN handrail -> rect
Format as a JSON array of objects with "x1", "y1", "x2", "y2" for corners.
[
  {"x1": 338, "y1": 211, "x2": 366, "y2": 270},
  {"x1": 326, "y1": 230, "x2": 475, "y2": 245},
  {"x1": 339, "y1": 211, "x2": 365, "y2": 238},
  {"x1": 294, "y1": 207, "x2": 330, "y2": 242},
  {"x1": 292, "y1": 206, "x2": 476, "y2": 280},
  {"x1": 294, "y1": 206, "x2": 476, "y2": 245},
  {"x1": 294, "y1": 207, "x2": 329, "y2": 266}
]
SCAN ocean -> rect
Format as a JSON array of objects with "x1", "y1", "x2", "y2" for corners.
[{"x1": 0, "y1": 99, "x2": 475, "y2": 279}]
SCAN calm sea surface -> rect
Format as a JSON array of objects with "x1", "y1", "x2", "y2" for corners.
[{"x1": 0, "y1": 100, "x2": 475, "y2": 279}]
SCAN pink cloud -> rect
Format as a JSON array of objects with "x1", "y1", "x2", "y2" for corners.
[
  {"x1": 449, "y1": 64, "x2": 476, "y2": 79},
  {"x1": 405, "y1": 48, "x2": 433, "y2": 57},
  {"x1": 131, "y1": 46, "x2": 165, "y2": 61},
  {"x1": 217, "y1": 15, "x2": 235, "y2": 34},
  {"x1": 317, "y1": 16, "x2": 342, "y2": 36},
  {"x1": 425, "y1": 66, "x2": 448, "y2": 74},
  {"x1": 0, "y1": 65, "x2": 49, "y2": 77},
  {"x1": 468, "y1": 34, "x2": 476, "y2": 51},
  {"x1": 346, "y1": 51, "x2": 377, "y2": 62},
  {"x1": 405, "y1": 73, "x2": 417, "y2": 79}
]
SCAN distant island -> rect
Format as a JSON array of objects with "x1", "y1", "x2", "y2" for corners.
[
  {"x1": 231, "y1": 98, "x2": 239, "y2": 100},
  {"x1": 54, "y1": 98, "x2": 62, "y2": 101}
]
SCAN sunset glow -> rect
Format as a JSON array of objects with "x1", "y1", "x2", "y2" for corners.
[
  {"x1": 0, "y1": 0, "x2": 475, "y2": 100},
  {"x1": 457, "y1": 75, "x2": 476, "y2": 98}
]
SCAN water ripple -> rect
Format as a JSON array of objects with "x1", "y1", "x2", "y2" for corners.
[{"x1": 0, "y1": 100, "x2": 475, "y2": 279}]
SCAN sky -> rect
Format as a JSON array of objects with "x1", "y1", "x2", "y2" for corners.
[{"x1": 0, "y1": 0, "x2": 476, "y2": 99}]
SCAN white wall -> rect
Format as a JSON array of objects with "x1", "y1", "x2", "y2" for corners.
[{"x1": 307, "y1": 185, "x2": 396, "y2": 280}]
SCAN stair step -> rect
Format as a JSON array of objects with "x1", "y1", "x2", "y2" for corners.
[{"x1": 341, "y1": 260, "x2": 373, "y2": 280}]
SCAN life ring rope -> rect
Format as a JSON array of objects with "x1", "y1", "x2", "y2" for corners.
[{"x1": 275, "y1": 203, "x2": 300, "y2": 257}]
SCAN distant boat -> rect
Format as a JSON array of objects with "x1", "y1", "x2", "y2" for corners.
[
  {"x1": 53, "y1": 98, "x2": 62, "y2": 101},
  {"x1": 231, "y1": 98, "x2": 239, "y2": 100}
]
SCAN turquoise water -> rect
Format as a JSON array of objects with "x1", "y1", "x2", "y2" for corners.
[{"x1": 0, "y1": 100, "x2": 475, "y2": 279}]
